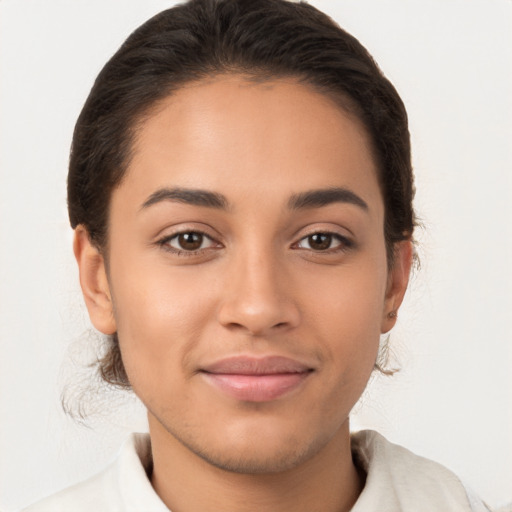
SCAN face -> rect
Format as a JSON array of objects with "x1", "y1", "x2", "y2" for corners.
[{"x1": 76, "y1": 75, "x2": 411, "y2": 474}]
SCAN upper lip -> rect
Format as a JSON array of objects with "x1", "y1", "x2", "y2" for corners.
[{"x1": 201, "y1": 355, "x2": 314, "y2": 375}]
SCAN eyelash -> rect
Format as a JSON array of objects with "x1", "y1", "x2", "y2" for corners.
[
  {"x1": 157, "y1": 230, "x2": 219, "y2": 257},
  {"x1": 293, "y1": 232, "x2": 354, "y2": 254},
  {"x1": 156, "y1": 230, "x2": 354, "y2": 257}
]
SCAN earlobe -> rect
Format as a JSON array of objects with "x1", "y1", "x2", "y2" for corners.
[
  {"x1": 73, "y1": 226, "x2": 117, "y2": 335},
  {"x1": 381, "y1": 240, "x2": 413, "y2": 334}
]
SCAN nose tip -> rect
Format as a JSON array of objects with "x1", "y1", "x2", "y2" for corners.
[
  {"x1": 218, "y1": 298, "x2": 299, "y2": 336},
  {"x1": 216, "y1": 260, "x2": 300, "y2": 336}
]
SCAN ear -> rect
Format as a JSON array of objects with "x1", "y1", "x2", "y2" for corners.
[
  {"x1": 381, "y1": 240, "x2": 413, "y2": 334},
  {"x1": 73, "y1": 226, "x2": 117, "y2": 335}
]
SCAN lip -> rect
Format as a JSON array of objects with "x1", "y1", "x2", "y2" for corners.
[{"x1": 200, "y1": 355, "x2": 314, "y2": 402}]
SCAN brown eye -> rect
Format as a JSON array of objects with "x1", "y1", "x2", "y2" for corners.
[
  {"x1": 178, "y1": 232, "x2": 203, "y2": 250},
  {"x1": 165, "y1": 231, "x2": 215, "y2": 252},
  {"x1": 307, "y1": 233, "x2": 332, "y2": 251},
  {"x1": 296, "y1": 232, "x2": 347, "y2": 252}
]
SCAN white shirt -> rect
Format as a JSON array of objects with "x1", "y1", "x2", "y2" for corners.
[{"x1": 22, "y1": 430, "x2": 491, "y2": 512}]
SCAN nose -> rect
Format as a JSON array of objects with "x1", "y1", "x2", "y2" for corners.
[{"x1": 216, "y1": 249, "x2": 300, "y2": 336}]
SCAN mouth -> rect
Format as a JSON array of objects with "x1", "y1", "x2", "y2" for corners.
[{"x1": 199, "y1": 355, "x2": 314, "y2": 402}]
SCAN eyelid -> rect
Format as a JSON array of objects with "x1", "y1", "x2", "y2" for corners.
[
  {"x1": 291, "y1": 227, "x2": 355, "y2": 253},
  {"x1": 153, "y1": 220, "x2": 223, "y2": 243},
  {"x1": 296, "y1": 233, "x2": 343, "y2": 249},
  {"x1": 168, "y1": 231, "x2": 216, "y2": 249},
  {"x1": 156, "y1": 226, "x2": 223, "y2": 257}
]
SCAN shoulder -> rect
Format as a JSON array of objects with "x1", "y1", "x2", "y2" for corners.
[
  {"x1": 22, "y1": 433, "x2": 167, "y2": 512},
  {"x1": 350, "y1": 430, "x2": 492, "y2": 512},
  {"x1": 22, "y1": 463, "x2": 120, "y2": 512}
]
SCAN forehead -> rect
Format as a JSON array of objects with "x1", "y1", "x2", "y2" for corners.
[{"x1": 119, "y1": 75, "x2": 382, "y2": 215}]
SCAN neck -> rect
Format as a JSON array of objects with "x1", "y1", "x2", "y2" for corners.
[{"x1": 149, "y1": 415, "x2": 363, "y2": 512}]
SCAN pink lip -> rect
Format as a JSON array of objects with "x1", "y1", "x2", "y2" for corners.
[{"x1": 200, "y1": 356, "x2": 313, "y2": 402}]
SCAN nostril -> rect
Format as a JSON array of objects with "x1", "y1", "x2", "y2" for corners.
[{"x1": 216, "y1": 289, "x2": 301, "y2": 336}]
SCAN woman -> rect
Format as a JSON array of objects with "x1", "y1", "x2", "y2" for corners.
[{"x1": 20, "y1": 0, "x2": 494, "y2": 510}]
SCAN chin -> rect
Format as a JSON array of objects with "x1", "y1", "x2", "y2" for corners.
[
  {"x1": 180, "y1": 432, "x2": 330, "y2": 475},
  {"x1": 157, "y1": 410, "x2": 338, "y2": 475}
]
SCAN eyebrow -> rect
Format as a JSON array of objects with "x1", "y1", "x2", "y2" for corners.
[
  {"x1": 288, "y1": 187, "x2": 368, "y2": 211},
  {"x1": 140, "y1": 186, "x2": 368, "y2": 213},
  {"x1": 141, "y1": 187, "x2": 229, "y2": 210}
]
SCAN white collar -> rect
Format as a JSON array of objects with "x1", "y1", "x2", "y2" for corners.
[{"x1": 117, "y1": 430, "x2": 485, "y2": 512}]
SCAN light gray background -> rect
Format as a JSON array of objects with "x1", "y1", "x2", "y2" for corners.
[{"x1": 1, "y1": 0, "x2": 511, "y2": 510}]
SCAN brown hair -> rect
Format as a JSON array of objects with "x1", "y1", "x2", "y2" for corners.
[{"x1": 68, "y1": 0, "x2": 415, "y2": 388}]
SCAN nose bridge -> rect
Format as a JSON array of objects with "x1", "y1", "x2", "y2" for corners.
[{"x1": 217, "y1": 242, "x2": 299, "y2": 335}]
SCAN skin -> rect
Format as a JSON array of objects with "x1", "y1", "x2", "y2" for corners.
[{"x1": 74, "y1": 75, "x2": 412, "y2": 512}]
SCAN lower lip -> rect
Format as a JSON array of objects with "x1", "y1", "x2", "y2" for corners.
[{"x1": 201, "y1": 372, "x2": 311, "y2": 402}]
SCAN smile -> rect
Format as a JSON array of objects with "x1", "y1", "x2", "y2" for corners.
[{"x1": 200, "y1": 356, "x2": 314, "y2": 402}]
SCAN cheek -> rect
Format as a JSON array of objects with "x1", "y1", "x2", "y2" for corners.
[
  {"x1": 301, "y1": 256, "x2": 386, "y2": 334},
  {"x1": 108, "y1": 257, "x2": 219, "y2": 386},
  {"x1": 298, "y1": 256, "x2": 387, "y2": 379}
]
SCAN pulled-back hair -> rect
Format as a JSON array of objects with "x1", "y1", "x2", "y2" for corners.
[{"x1": 68, "y1": 0, "x2": 415, "y2": 388}]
